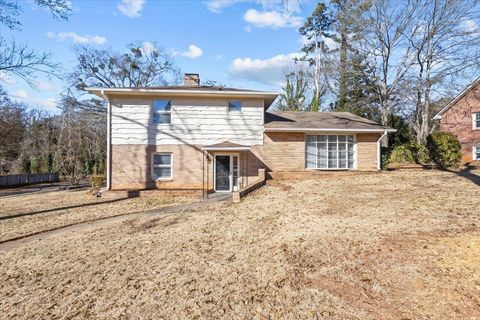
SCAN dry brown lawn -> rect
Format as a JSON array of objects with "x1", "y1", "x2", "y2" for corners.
[
  {"x1": 0, "y1": 189, "x2": 192, "y2": 242},
  {"x1": 1, "y1": 170, "x2": 479, "y2": 319}
]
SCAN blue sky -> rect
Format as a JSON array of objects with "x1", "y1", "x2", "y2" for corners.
[{"x1": 1, "y1": 0, "x2": 317, "y2": 112}]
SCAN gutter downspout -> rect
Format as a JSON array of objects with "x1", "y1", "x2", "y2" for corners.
[
  {"x1": 377, "y1": 130, "x2": 388, "y2": 171},
  {"x1": 100, "y1": 90, "x2": 112, "y2": 191}
]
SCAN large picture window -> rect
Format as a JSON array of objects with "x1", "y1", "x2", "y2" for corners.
[
  {"x1": 152, "y1": 153, "x2": 172, "y2": 180},
  {"x1": 306, "y1": 135, "x2": 355, "y2": 169}
]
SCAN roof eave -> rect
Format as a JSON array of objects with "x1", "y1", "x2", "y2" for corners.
[
  {"x1": 85, "y1": 87, "x2": 278, "y2": 98},
  {"x1": 264, "y1": 128, "x2": 397, "y2": 133},
  {"x1": 202, "y1": 146, "x2": 251, "y2": 151},
  {"x1": 85, "y1": 87, "x2": 279, "y2": 108}
]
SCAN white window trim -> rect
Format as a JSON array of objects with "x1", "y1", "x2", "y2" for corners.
[
  {"x1": 305, "y1": 134, "x2": 357, "y2": 170},
  {"x1": 152, "y1": 153, "x2": 173, "y2": 181},
  {"x1": 473, "y1": 112, "x2": 480, "y2": 130},
  {"x1": 474, "y1": 146, "x2": 480, "y2": 160},
  {"x1": 152, "y1": 99, "x2": 172, "y2": 125},
  {"x1": 228, "y1": 101, "x2": 242, "y2": 112}
]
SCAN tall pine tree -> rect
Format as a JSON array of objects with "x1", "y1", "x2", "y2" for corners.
[{"x1": 299, "y1": 3, "x2": 334, "y2": 111}]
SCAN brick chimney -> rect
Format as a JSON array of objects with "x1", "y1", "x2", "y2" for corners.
[{"x1": 184, "y1": 73, "x2": 200, "y2": 86}]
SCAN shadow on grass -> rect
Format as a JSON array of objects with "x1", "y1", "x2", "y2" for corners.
[
  {"x1": 0, "y1": 193, "x2": 139, "y2": 221},
  {"x1": 448, "y1": 166, "x2": 480, "y2": 187}
]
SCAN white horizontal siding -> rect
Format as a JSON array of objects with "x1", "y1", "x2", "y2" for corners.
[{"x1": 110, "y1": 97, "x2": 264, "y2": 145}]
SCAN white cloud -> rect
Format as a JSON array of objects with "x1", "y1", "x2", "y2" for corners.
[
  {"x1": 117, "y1": 0, "x2": 145, "y2": 17},
  {"x1": 11, "y1": 90, "x2": 58, "y2": 110},
  {"x1": 0, "y1": 72, "x2": 17, "y2": 85},
  {"x1": 298, "y1": 35, "x2": 338, "y2": 51},
  {"x1": 181, "y1": 44, "x2": 203, "y2": 59},
  {"x1": 462, "y1": 19, "x2": 479, "y2": 33},
  {"x1": 244, "y1": 9, "x2": 302, "y2": 29},
  {"x1": 204, "y1": 0, "x2": 301, "y2": 13},
  {"x1": 204, "y1": 0, "x2": 243, "y2": 13},
  {"x1": 11, "y1": 90, "x2": 29, "y2": 99},
  {"x1": 141, "y1": 41, "x2": 157, "y2": 55},
  {"x1": 259, "y1": 0, "x2": 301, "y2": 14},
  {"x1": 229, "y1": 53, "x2": 301, "y2": 86},
  {"x1": 34, "y1": 80, "x2": 56, "y2": 91},
  {"x1": 46, "y1": 32, "x2": 106, "y2": 45}
]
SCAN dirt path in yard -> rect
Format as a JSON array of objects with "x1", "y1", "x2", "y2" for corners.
[{"x1": 0, "y1": 194, "x2": 231, "y2": 252}]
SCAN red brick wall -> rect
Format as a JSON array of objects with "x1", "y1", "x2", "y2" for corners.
[{"x1": 439, "y1": 84, "x2": 480, "y2": 163}]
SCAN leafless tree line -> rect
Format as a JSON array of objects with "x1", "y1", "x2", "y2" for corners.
[
  {"x1": 282, "y1": 0, "x2": 480, "y2": 144},
  {"x1": 0, "y1": 87, "x2": 106, "y2": 183}
]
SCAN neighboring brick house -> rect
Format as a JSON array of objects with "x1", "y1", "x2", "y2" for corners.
[
  {"x1": 435, "y1": 78, "x2": 480, "y2": 164},
  {"x1": 87, "y1": 73, "x2": 395, "y2": 195}
]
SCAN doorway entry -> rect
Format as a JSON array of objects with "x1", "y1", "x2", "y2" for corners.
[{"x1": 214, "y1": 154, "x2": 239, "y2": 192}]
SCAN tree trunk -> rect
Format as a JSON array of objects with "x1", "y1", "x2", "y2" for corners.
[
  {"x1": 419, "y1": 54, "x2": 433, "y2": 144},
  {"x1": 380, "y1": 97, "x2": 389, "y2": 147},
  {"x1": 414, "y1": 63, "x2": 424, "y2": 144},
  {"x1": 312, "y1": 34, "x2": 321, "y2": 112},
  {"x1": 338, "y1": 25, "x2": 348, "y2": 110}
]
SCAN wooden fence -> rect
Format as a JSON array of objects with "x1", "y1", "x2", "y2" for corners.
[{"x1": 0, "y1": 173, "x2": 60, "y2": 188}]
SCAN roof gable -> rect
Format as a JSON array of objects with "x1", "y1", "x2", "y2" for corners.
[{"x1": 435, "y1": 77, "x2": 480, "y2": 119}]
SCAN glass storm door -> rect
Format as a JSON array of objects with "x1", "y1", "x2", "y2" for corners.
[{"x1": 215, "y1": 155, "x2": 231, "y2": 191}]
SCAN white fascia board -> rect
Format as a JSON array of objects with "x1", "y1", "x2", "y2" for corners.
[
  {"x1": 85, "y1": 87, "x2": 279, "y2": 98},
  {"x1": 264, "y1": 128, "x2": 397, "y2": 133}
]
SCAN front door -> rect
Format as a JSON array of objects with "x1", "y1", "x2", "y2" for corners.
[{"x1": 215, "y1": 155, "x2": 231, "y2": 192}]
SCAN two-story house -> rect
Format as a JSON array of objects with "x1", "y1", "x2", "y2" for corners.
[
  {"x1": 435, "y1": 78, "x2": 480, "y2": 164},
  {"x1": 87, "y1": 73, "x2": 395, "y2": 196}
]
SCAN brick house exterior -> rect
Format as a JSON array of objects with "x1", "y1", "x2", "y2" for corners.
[
  {"x1": 435, "y1": 78, "x2": 480, "y2": 164},
  {"x1": 87, "y1": 74, "x2": 395, "y2": 194}
]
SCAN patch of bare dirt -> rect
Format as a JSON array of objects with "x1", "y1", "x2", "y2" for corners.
[{"x1": 0, "y1": 170, "x2": 479, "y2": 319}]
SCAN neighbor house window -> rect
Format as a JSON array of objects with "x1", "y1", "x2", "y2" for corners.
[
  {"x1": 306, "y1": 135, "x2": 355, "y2": 169},
  {"x1": 473, "y1": 112, "x2": 480, "y2": 129},
  {"x1": 152, "y1": 153, "x2": 172, "y2": 180},
  {"x1": 228, "y1": 101, "x2": 242, "y2": 112},
  {"x1": 153, "y1": 100, "x2": 172, "y2": 124},
  {"x1": 474, "y1": 146, "x2": 480, "y2": 160}
]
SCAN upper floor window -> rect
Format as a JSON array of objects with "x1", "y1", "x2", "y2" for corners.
[
  {"x1": 473, "y1": 112, "x2": 480, "y2": 129},
  {"x1": 153, "y1": 100, "x2": 171, "y2": 124},
  {"x1": 228, "y1": 101, "x2": 242, "y2": 112}
]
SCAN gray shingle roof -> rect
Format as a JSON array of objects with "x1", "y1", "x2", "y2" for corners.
[
  {"x1": 128, "y1": 85, "x2": 264, "y2": 92},
  {"x1": 264, "y1": 111, "x2": 394, "y2": 132}
]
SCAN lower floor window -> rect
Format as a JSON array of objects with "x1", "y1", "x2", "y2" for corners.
[
  {"x1": 306, "y1": 135, "x2": 355, "y2": 169},
  {"x1": 474, "y1": 146, "x2": 480, "y2": 160},
  {"x1": 152, "y1": 153, "x2": 172, "y2": 179}
]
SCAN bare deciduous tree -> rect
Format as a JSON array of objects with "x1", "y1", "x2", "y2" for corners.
[
  {"x1": 71, "y1": 43, "x2": 180, "y2": 90},
  {"x1": 361, "y1": 0, "x2": 419, "y2": 129},
  {"x1": 406, "y1": 0, "x2": 480, "y2": 143},
  {"x1": 0, "y1": 39, "x2": 60, "y2": 85},
  {"x1": 0, "y1": 0, "x2": 71, "y2": 84}
]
